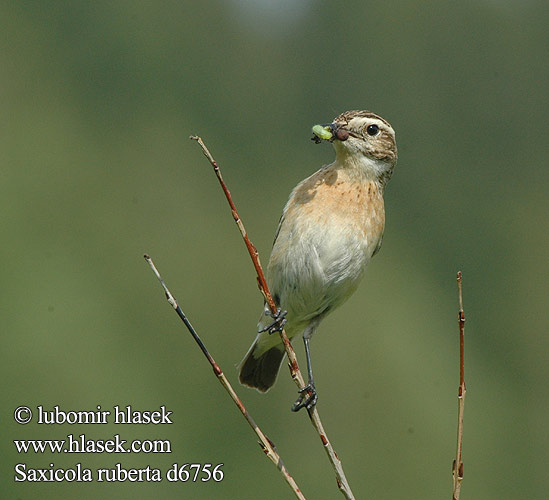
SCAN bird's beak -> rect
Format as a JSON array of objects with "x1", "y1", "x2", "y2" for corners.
[{"x1": 311, "y1": 122, "x2": 350, "y2": 144}]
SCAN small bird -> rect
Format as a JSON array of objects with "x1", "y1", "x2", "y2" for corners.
[{"x1": 239, "y1": 110, "x2": 398, "y2": 411}]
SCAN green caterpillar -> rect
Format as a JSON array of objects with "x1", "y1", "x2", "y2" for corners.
[{"x1": 311, "y1": 124, "x2": 333, "y2": 140}]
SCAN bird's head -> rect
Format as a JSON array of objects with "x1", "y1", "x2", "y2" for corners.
[{"x1": 312, "y1": 110, "x2": 397, "y2": 185}]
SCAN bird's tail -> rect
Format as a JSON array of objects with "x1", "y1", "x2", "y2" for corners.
[{"x1": 239, "y1": 336, "x2": 286, "y2": 393}]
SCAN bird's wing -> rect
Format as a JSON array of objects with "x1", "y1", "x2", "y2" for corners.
[{"x1": 272, "y1": 206, "x2": 289, "y2": 249}]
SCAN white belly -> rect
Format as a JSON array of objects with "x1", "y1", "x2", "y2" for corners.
[{"x1": 265, "y1": 218, "x2": 376, "y2": 333}]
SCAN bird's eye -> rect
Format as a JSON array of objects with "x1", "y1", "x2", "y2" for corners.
[{"x1": 366, "y1": 124, "x2": 379, "y2": 136}]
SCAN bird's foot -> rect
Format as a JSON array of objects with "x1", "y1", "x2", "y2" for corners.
[
  {"x1": 258, "y1": 308, "x2": 288, "y2": 335},
  {"x1": 291, "y1": 382, "x2": 317, "y2": 412}
]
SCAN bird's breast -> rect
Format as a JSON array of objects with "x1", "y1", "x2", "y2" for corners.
[
  {"x1": 266, "y1": 168, "x2": 385, "y2": 326},
  {"x1": 288, "y1": 169, "x2": 385, "y2": 256}
]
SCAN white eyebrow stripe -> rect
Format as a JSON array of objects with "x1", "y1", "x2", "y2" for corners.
[{"x1": 348, "y1": 116, "x2": 394, "y2": 134}]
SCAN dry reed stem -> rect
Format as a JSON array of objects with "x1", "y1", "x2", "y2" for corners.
[
  {"x1": 452, "y1": 271, "x2": 466, "y2": 500},
  {"x1": 144, "y1": 254, "x2": 306, "y2": 500},
  {"x1": 190, "y1": 135, "x2": 355, "y2": 500}
]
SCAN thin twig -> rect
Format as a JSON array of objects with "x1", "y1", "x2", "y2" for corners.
[
  {"x1": 452, "y1": 271, "x2": 466, "y2": 500},
  {"x1": 190, "y1": 135, "x2": 355, "y2": 500},
  {"x1": 144, "y1": 254, "x2": 306, "y2": 500}
]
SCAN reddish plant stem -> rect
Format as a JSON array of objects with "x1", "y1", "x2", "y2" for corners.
[
  {"x1": 144, "y1": 254, "x2": 306, "y2": 499},
  {"x1": 190, "y1": 135, "x2": 356, "y2": 500},
  {"x1": 453, "y1": 271, "x2": 466, "y2": 500}
]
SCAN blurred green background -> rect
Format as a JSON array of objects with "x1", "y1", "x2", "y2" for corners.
[{"x1": 2, "y1": 1, "x2": 548, "y2": 499}]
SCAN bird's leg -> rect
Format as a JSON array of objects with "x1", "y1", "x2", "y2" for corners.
[
  {"x1": 258, "y1": 307, "x2": 288, "y2": 335},
  {"x1": 292, "y1": 336, "x2": 317, "y2": 412}
]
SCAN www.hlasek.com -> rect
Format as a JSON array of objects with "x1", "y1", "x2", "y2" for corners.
[
  {"x1": 15, "y1": 432, "x2": 171, "y2": 454},
  {"x1": 13, "y1": 405, "x2": 224, "y2": 483}
]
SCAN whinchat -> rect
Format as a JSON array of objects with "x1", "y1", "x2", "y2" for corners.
[{"x1": 239, "y1": 110, "x2": 398, "y2": 411}]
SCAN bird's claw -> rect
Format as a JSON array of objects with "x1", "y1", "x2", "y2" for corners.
[
  {"x1": 291, "y1": 382, "x2": 317, "y2": 412},
  {"x1": 259, "y1": 308, "x2": 288, "y2": 335}
]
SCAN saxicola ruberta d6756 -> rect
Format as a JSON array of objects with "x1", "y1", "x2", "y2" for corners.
[{"x1": 239, "y1": 110, "x2": 398, "y2": 411}]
